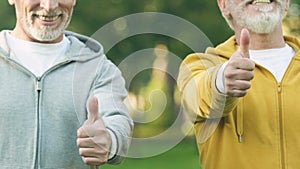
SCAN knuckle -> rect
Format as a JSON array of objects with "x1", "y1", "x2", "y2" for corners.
[
  {"x1": 82, "y1": 157, "x2": 89, "y2": 164},
  {"x1": 99, "y1": 157, "x2": 108, "y2": 164},
  {"x1": 224, "y1": 71, "x2": 235, "y2": 79},
  {"x1": 242, "y1": 91, "x2": 248, "y2": 96},
  {"x1": 76, "y1": 139, "x2": 80, "y2": 147},
  {"x1": 225, "y1": 80, "x2": 235, "y2": 88},
  {"x1": 240, "y1": 71, "x2": 254, "y2": 81},
  {"x1": 235, "y1": 91, "x2": 246, "y2": 97},
  {"x1": 77, "y1": 139, "x2": 84, "y2": 147},
  {"x1": 225, "y1": 88, "x2": 235, "y2": 96},
  {"x1": 246, "y1": 60, "x2": 255, "y2": 69},
  {"x1": 77, "y1": 127, "x2": 84, "y2": 137},
  {"x1": 77, "y1": 129, "x2": 81, "y2": 137},
  {"x1": 102, "y1": 159, "x2": 108, "y2": 164},
  {"x1": 83, "y1": 158, "x2": 107, "y2": 166},
  {"x1": 79, "y1": 148, "x2": 85, "y2": 156},
  {"x1": 228, "y1": 59, "x2": 238, "y2": 67},
  {"x1": 243, "y1": 81, "x2": 251, "y2": 89},
  {"x1": 230, "y1": 52, "x2": 240, "y2": 60},
  {"x1": 249, "y1": 71, "x2": 254, "y2": 79},
  {"x1": 238, "y1": 93, "x2": 246, "y2": 97},
  {"x1": 240, "y1": 89, "x2": 248, "y2": 96},
  {"x1": 226, "y1": 91, "x2": 233, "y2": 96},
  {"x1": 95, "y1": 127, "x2": 107, "y2": 134},
  {"x1": 244, "y1": 85, "x2": 251, "y2": 90},
  {"x1": 227, "y1": 90, "x2": 248, "y2": 97},
  {"x1": 246, "y1": 82, "x2": 252, "y2": 89}
]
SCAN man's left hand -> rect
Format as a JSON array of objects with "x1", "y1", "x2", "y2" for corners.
[{"x1": 77, "y1": 96, "x2": 112, "y2": 166}]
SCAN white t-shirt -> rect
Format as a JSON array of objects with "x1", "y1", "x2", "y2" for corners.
[
  {"x1": 6, "y1": 32, "x2": 70, "y2": 77},
  {"x1": 216, "y1": 44, "x2": 295, "y2": 93}
]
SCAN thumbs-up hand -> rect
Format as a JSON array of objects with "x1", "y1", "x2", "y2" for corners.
[
  {"x1": 77, "y1": 96, "x2": 112, "y2": 166},
  {"x1": 223, "y1": 29, "x2": 255, "y2": 97}
]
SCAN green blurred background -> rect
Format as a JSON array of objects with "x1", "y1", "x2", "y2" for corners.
[{"x1": 1, "y1": 0, "x2": 300, "y2": 169}]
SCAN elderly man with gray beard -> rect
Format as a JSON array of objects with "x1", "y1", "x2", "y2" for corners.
[
  {"x1": 0, "y1": 0, "x2": 133, "y2": 169},
  {"x1": 178, "y1": 0, "x2": 300, "y2": 168}
]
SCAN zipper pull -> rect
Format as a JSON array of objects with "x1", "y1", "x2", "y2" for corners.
[
  {"x1": 278, "y1": 83, "x2": 281, "y2": 93},
  {"x1": 36, "y1": 77, "x2": 41, "y2": 91}
]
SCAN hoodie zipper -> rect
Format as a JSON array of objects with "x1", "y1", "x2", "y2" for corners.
[
  {"x1": 6, "y1": 58, "x2": 72, "y2": 168},
  {"x1": 34, "y1": 60, "x2": 72, "y2": 169},
  {"x1": 253, "y1": 62, "x2": 288, "y2": 169},
  {"x1": 278, "y1": 83, "x2": 285, "y2": 169},
  {"x1": 34, "y1": 76, "x2": 42, "y2": 169}
]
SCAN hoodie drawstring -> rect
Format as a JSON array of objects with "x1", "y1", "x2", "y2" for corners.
[{"x1": 237, "y1": 98, "x2": 244, "y2": 143}]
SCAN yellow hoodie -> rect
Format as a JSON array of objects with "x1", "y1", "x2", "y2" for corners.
[{"x1": 177, "y1": 36, "x2": 300, "y2": 169}]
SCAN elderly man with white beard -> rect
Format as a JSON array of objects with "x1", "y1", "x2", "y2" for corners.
[
  {"x1": 178, "y1": 0, "x2": 300, "y2": 168},
  {"x1": 0, "y1": 0, "x2": 133, "y2": 169}
]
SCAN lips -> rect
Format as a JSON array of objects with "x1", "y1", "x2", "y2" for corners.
[
  {"x1": 36, "y1": 15, "x2": 60, "y2": 22},
  {"x1": 251, "y1": 0, "x2": 272, "y2": 5},
  {"x1": 32, "y1": 11, "x2": 62, "y2": 22}
]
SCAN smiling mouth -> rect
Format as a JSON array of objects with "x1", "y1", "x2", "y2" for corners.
[
  {"x1": 251, "y1": 0, "x2": 273, "y2": 5},
  {"x1": 39, "y1": 15, "x2": 59, "y2": 22},
  {"x1": 32, "y1": 13, "x2": 62, "y2": 22}
]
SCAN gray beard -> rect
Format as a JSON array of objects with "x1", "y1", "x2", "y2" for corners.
[
  {"x1": 231, "y1": 1, "x2": 285, "y2": 34},
  {"x1": 21, "y1": 12, "x2": 71, "y2": 42}
]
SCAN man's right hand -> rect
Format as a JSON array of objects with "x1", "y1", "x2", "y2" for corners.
[{"x1": 224, "y1": 29, "x2": 255, "y2": 97}]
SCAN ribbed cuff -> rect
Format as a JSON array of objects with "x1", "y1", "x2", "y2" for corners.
[
  {"x1": 216, "y1": 61, "x2": 229, "y2": 94},
  {"x1": 107, "y1": 129, "x2": 118, "y2": 160}
]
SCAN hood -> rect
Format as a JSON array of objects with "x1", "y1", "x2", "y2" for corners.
[
  {"x1": 0, "y1": 30, "x2": 105, "y2": 62},
  {"x1": 64, "y1": 31, "x2": 104, "y2": 62},
  {"x1": 205, "y1": 36, "x2": 239, "y2": 60}
]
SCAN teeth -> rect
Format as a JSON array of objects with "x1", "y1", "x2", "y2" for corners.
[
  {"x1": 38, "y1": 15, "x2": 59, "y2": 22},
  {"x1": 252, "y1": 0, "x2": 271, "y2": 5}
]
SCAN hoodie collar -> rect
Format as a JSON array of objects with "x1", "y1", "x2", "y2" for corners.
[
  {"x1": 214, "y1": 36, "x2": 238, "y2": 59},
  {"x1": 211, "y1": 35, "x2": 300, "y2": 59},
  {"x1": 0, "y1": 30, "x2": 104, "y2": 62},
  {"x1": 64, "y1": 31, "x2": 104, "y2": 62}
]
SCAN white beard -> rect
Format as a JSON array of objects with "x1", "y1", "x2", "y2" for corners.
[
  {"x1": 21, "y1": 10, "x2": 71, "y2": 42},
  {"x1": 230, "y1": 0, "x2": 286, "y2": 34}
]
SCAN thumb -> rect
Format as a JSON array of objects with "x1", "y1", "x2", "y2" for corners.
[
  {"x1": 86, "y1": 96, "x2": 99, "y2": 123},
  {"x1": 239, "y1": 28, "x2": 250, "y2": 59}
]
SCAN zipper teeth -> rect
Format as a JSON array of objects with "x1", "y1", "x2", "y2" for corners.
[
  {"x1": 33, "y1": 61, "x2": 72, "y2": 169},
  {"x1": 35, "y1": 83, "x2": 41, "y2": 169},
  {"x1": 253, "y1": 57, "x2": 294, "y2": 169},
  {"x1": 253, "y1": 64, "x2": 287, "y2": 169},
  {"x1": 278, "y1": 83, "x2": 285, "y2": 169}
]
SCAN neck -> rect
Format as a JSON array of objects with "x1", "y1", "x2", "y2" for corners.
[{"x1": 235, "y1": 26, "x2": 286, "y2": 50}]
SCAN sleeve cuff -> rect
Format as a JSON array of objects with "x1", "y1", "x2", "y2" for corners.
[
  {"x1": 107, "y1": 129, "x2": 118, "y2": 160},
  {"x1": 216, "y1": 61, "x2": 229, "y2": 94}
]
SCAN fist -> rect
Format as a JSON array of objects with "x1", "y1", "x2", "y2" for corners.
[
  {"x1": 77, "y1": 96, "x2": 112, "y2": 166},
  {"x1": 224, "y1": 29, "x2": 255, "y2": 97}
]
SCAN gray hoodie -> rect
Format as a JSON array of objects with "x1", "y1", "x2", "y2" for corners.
[{"x1": 0, "y1": 30, "x2": 133, "y2": 169}]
